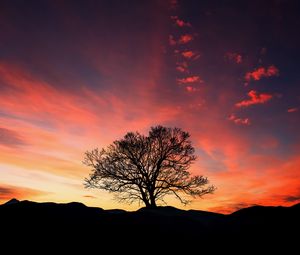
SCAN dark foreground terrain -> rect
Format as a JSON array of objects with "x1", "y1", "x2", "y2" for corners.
[{"x1": 1, "y1": 199, "x2": 299, "y2": 251}]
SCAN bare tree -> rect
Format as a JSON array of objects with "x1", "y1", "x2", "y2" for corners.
[{"x1": 84, "y1": 126, "x2": 215, "y2": 208}]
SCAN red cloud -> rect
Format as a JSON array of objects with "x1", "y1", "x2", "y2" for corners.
[
  {"x1": 0, "y1": 63, "x2": 98, "y2": 127},
  {"x1": 228, "y1": 114, "x2": 250, "y2": 125},
  {"x1": 0, "y1": 184, "x2": 47, "y2": 201},
  {"x1": 171, "y1": 16, "x2": 191, "y2": 27},
  {"x1": 176, "y1": 66, "x2": 185, "y2": 72},
  {"x1": 236, "y1": 90, "x2": 273, "y2": 107},
  {"x1": 245, "y1": 65, "x2": 279, "y2": 82},
  {"x1": 287, "y1": 107, "x2": 298, "y2": 113},
  {"x1": 182, "y1": 51, "x2": 194, "y2": 58},
  {"x1": 185, "y1": 86, "x2": 199, "y2": 92},
  {"x1": 245, "y1": 67, "x2": 265, "y2": 81},
  {"x1": 168, "y1": 35, "x2": 176, "y2": 46},
  {"x1": 169, "y1": 35, "x2": 194, "y2": 46},
  {"x1": 224, "y1": 52, "x2": 242, "y2": 64},
  {"x1": 0, "y1": 61, "x2": 182, "y2": 181},
  {"x1": 181, "y1": 50, "x2": 200, "y2": 60},
  {"x1": 177, "y1": 76, "x2": 202, "y2": 84},
  {"x1": 209, "y1": 154, "x2": 300, "y2": 213},
  {"x1": 176, "y1": 66, "x2": 186, "y2": 73},
  {"x1": 267, "y1": 65, "x2": 279, "y2": 76},
  {"x1": 176, "y1": 62, "x2": 188, "y2": 73},
  {"x1": 178, "y1": 34, "x2": 193, "y2": 44}
]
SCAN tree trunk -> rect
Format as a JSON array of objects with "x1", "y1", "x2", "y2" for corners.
[
  {"x1": 143, "y1": 197, "x2": 156, "y2": 208},
  {"x1": 149, "y1": 192, "x2": 157, "y2": 208},
  {"x1": 143, "y1": 199, "x2": 151, "y2": 208},
  {"x1": 150, "y1": 200, "x2": 156, "y2": 208},
  {"x1": 139, "y1": 185, "x2": 151, "y2": 207}
]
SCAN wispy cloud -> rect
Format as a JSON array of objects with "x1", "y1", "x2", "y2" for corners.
[
  {"x1": 176, "y1": 61, "x2": 188, "y2": 73},
  {"x1": 224, "y1": 52, "x2": 242, "y2": 64},
  {"x1": 266, "y1": 65, "x2": 279, "y2": 76},
  {"x1": 168, "y1": 35, "x2": 177, "y2": 46},
  {"x1": 185, "y1": 86, "x2": 199, "y2": 92},
  {"x1": 228, "y1": 114, "x2": 250, "y2": 125},
  {"x1": 171, "y1": 16, "x2": 191, "y2": 27},
  {"x1": 287, "y1": 107, "x2": 298, "y2": 113},
  {"x1": 169, "y1": 34, "x2": 194, "y2": 45},
  {"x1": 0, "y1": 127, "x2": 26, "y2": 147},
  {"x1": 245, "y1": 65, "x2": 279, "y2": 82},
  {"x1": 176, "y1": 66, "x2": 186, "y2": 73},
  {"x1": 83, "y1": 195, "x2": 97, "y2": 199},
  {"x1": 0, "y1": 184, "x2": 47, "y2": 201},
  {"x1": 178, "y1": 34, "x2": 193, "y2": 44},
  {"x1": 283, "y1": 195, "x2": 300, "y2": 202},
  {"x1": 177, "y1": 76, "x2": 202, "y2": 84},
  {"x1": 181, "y1": 50, "x2": 200, "y2": 60},
  {"x1": 236, "y1": 90, "x2": 273, "y2": 107}
]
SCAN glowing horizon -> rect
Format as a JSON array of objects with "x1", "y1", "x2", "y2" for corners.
[{"x1": 0, "y1": 0, "x2": 300, "y2": 214}]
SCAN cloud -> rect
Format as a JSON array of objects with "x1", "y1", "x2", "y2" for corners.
[
  {"x1": 0, "y1": 127, "x2": 26, "y2": 147},
  {"x1": 245, "y1": 65, "x2": 279, "y2": 82},
  {"x1": 168, "y1": 35, "x2": 177, "y2": 46},
  {"x1": 178, "y1": 34, "x2": 193, "y2": 44},
  {"x1": 176, "y1": 66, "x2": 187, "y2": 73},
  {"x1": 0, "y1": 187, "x2": 15, "y2": 199},
  {"x1": 171, "y1": 16, "x2": 191, "y2": 27},
  {"x1": 0, "y1": 62, "x2": 181, "y2": 180},
  {"x1": 228, "y1": 114, "x2": 250, "y2": 125},
  {"x1": 181, "y1": 50, "x2": 200, "y2": 60},
  {"x1": 202, "y1": 153, "x2": 300, "y2": 213},
  {"x1": 0, "y1": 184, "x2": 47, "y2": 201},
  {"x1": 83, "y1": 195, "x2": 97, "y2": 199},
  {"x1": 288, "y1": 107, "x2": 298, "y2": 113},
  {"x1": 185, "y1": 86, "x2": 199, "y2": 93},
  {"x1": 283, "y1": 195, "x2": 300, "y2": 202},
  {"x1": 236, "y1": 90, "x2": 273, "y2": 107},
  {"x1": 169, "y1": 35, "x2": 194, "y2": 45},
  {"x1": 176, "y1": 61, "x2": 188, "y2": 73},
  {"x1": 266, "y1": 65, "x2": 279, "y2": 76},
  {"x1": 177, "y1": 76, "x2": 202, "y2": 84},
  {"x1": 224, "y1": 52, "x2": 242, "y2": 64},
  {"x1": 245, "y1": 67, "x2": 265, "y2": 81},
  {"x1": 0, "y1": 62, "x2": 100, "y2": 131}
]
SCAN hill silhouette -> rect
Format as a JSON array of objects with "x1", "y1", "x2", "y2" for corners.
[{"x1": 0, "y1": 199, "x2": 299, "y2": 251}]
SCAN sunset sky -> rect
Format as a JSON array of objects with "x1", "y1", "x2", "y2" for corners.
[{"x1": 0, "y1": 0, "x2": 300, "y2": 213}]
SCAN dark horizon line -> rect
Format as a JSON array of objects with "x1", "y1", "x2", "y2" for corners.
[{"x1": 2, "y1": 197, "x2": 299, "y2": 215}]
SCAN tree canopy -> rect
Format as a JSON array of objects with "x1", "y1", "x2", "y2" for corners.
[{"x1": 84, "y1": 126, "x2": 215, "y2": 207}]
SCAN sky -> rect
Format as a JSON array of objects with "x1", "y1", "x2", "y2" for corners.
[{"x1": 0, "y1": 0, "x2": 300, "y2": 213}]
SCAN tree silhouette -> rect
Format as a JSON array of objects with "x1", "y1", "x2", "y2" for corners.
[{"x1": 84, "y1": 126, "x2": 215, "y2": 208}]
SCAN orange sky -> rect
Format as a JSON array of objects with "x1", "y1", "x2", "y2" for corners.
[{"x1": 0, "y1": 0, "x2": 300, "y2": 213}]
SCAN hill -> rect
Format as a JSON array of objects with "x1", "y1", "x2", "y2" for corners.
[{"x1": 0, "y1": 199, "x2": 299, "y2": 251}]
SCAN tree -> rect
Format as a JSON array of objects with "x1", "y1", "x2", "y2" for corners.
[{"x1": 83, "y1": 126, "x2": 215, "y2": 208}]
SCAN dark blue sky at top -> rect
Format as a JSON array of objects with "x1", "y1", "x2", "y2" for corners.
[{"x1": 1, "y1": 0, "x2": 300, "y2": 152}]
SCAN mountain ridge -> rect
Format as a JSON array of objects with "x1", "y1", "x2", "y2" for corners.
[
  {"x1": 1, "y1": 198, "x2": 299, "y2": 251},
  {"x1": 2, "y1": 197, "x2": 299, "y2": 215}
]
